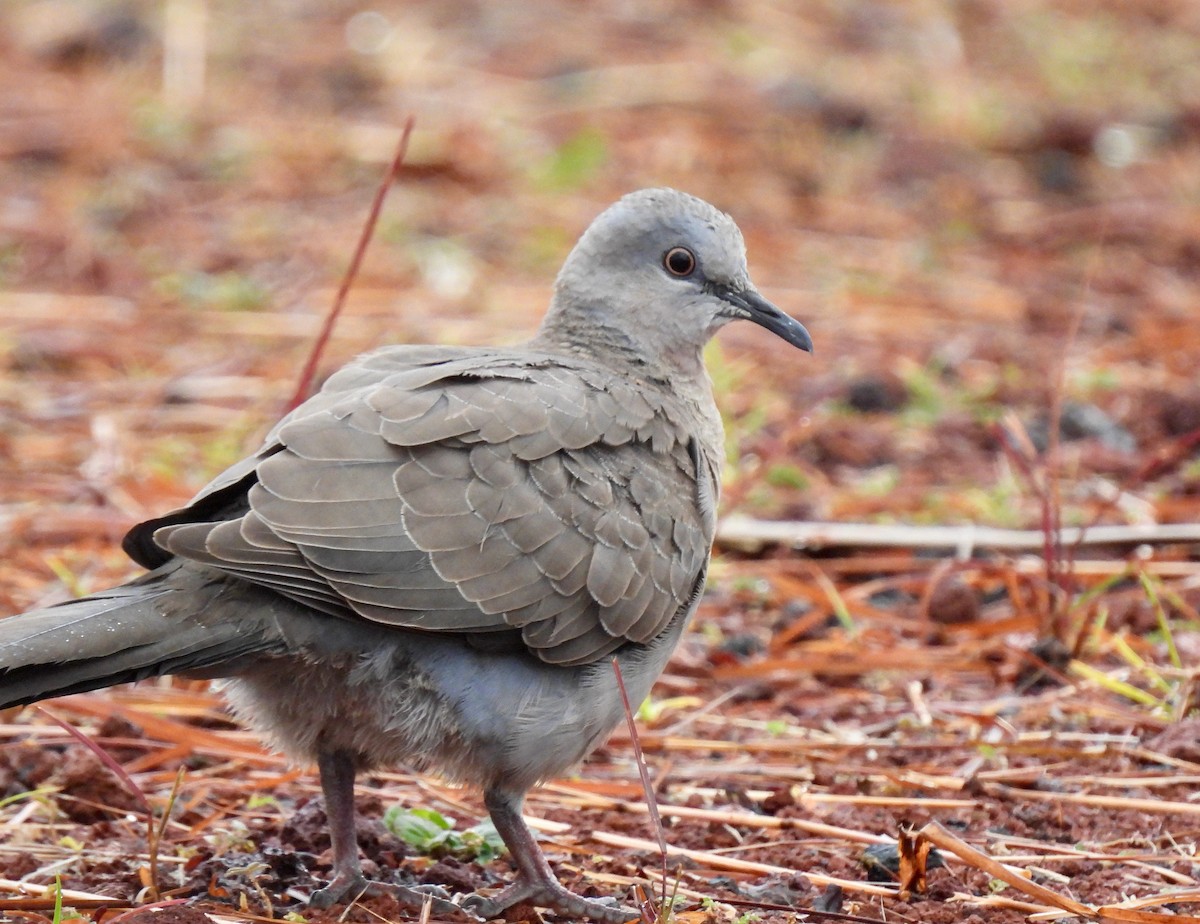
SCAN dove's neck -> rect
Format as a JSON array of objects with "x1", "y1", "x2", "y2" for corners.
[{"x1": 534, "y1": 297, "x2": 710, "y2": 383}]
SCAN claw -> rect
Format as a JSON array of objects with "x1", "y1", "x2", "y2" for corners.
[
  {"x1": 462, "y1": 880, "x2": 636, "y2": 923},
  {"x1": 309, "y1": 876, "x2": 481, "y2": 920},
  {"x1": 309, "y1": 870, "x2": 368, "y2": 909},
  {"x1": 471, "y1": 788, "x2": 638, "y2": 922}
]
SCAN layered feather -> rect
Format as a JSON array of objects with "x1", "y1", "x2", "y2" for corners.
[{"x1": 143, "y1": 348, "x2": 721, "y2": 666}]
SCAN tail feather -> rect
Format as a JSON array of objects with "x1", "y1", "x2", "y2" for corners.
[{"x1": 0, "y1": 563, "x2": 279, "y2": 709}]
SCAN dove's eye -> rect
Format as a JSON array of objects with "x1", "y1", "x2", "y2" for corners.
[{"x1": 663, "y1": 247, "x2": 696, "y2": 277}]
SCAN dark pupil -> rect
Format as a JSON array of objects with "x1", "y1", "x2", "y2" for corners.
[{"x1": 667, "y1": 249, "x2": 693, "y2": 274}]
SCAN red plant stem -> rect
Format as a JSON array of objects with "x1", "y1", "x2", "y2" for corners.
[
  {"x1": 612, "y1": 658, "x2": 670, "y2": 909},
  {"x1": 35, "y1": 705, "x2": 150, "y2": 814},
  {"x1": 286, "y1": 117, "x2": 415, "y2": 411}
]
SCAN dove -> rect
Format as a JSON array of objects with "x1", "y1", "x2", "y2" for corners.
[{"x1": 0, "y1": 188, "x2": 812, "y2": 920}]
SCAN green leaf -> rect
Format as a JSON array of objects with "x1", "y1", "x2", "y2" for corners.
[
  {"x1": 459, "y1": 819, "x2": 506, "y2": 863},
  {"x1": 383, "y1": 807, "x2": 505, "y2": 861},
  {"x1": 384, "y1": 807, "x2": 453, "y2": 851}
]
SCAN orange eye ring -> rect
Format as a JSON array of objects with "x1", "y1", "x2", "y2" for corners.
[{"x1": 663, "y1": 247, "x2": 696, "y2": 277}]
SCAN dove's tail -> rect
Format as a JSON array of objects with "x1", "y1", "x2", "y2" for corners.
[{"x1": 0, "y1": 562, "x2": 276, "y2": 709}]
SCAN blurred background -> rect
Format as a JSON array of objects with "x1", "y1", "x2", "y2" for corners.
[{"x1": 1, "y1": 0, "x2": 1199, "y2": 594}]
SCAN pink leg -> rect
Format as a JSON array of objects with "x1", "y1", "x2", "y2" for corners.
[
  {"x1": 463, "y1": 788, "x2": 635, "y2": 923},
  {"x1": 307, "y1": 749, "x2": 466, "y2": 917}
]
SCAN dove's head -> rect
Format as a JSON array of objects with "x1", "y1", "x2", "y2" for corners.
[{"x1": 543, "y1": 188, "x2": 812, "y2": 373}]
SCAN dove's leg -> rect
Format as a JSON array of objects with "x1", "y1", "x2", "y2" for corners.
[
  {"x1": 463, "y1": 788, "x2": 635, "y2": 923},
  {"x1": 308, "y1": 749, "x2": 367, "y2": 907},
  {"x1": 308, "y1": 749, "x2": 462, "y2": 916}
]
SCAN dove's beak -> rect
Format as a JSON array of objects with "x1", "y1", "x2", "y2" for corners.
[{"x1": 712, "y1": 284, "x2": 814, "y2": 353}]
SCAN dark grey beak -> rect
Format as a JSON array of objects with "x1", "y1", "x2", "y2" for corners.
[{"x1": 712, "y1": 284, "x2": 814, "y2": 353}]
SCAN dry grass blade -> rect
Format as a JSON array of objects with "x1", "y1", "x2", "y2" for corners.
[
  {"x1": 0, "y1": 882, "x2": 122, "y2": 904},
  {"x1": 916, "y1": 821, "x2": 1094, "y2": 917},
  {"x1": 921, "y1": 825, "x2": 1200, "y2": 922},
  {"x1": 640, "y1": 866, "x2": 889, "y2": 924},
  {"x1": 106, "y1": 898, "x2": 191, "y2": 923},
  {"x1": 960, "y1": 893, "x2": 1078, "y2": 916},
  {"x1": 51, "y1": 696, "x2": 274, "y2": 763},
  {"x1": 981, "y1": 782, "x2": 1200, "y2": 816},
  {"x1": 553, "y1": 789, "x2": 891, "y2": 845},
  {"x1": 144, "y1": 767, "x2": 187, "y2": 905},
  {"x1": 1094, "y1": 908, "x2": 1200, "y2": 924},
  {"x1": 593, "y1": 830, "x2": 897, "y2": 898},
  {"x1": 1101, "y1": 892, "x2": 1200, "y2": 913},
  {"x1": 715, "y1": 517, "x2": 1200, "y2": 554}
]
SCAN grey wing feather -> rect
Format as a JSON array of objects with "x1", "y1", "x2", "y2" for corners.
[{"x1": 146, "y1": 347, "x2": 717, "y2": 666}]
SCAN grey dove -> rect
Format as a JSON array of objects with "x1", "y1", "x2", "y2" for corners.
[{"x1": 0, "y1": 188, "x2": 812, "y2": 921}]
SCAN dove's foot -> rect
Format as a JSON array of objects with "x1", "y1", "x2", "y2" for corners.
[
  {"x1": 463, "y1": 878, "x2": 634, "y2": 923},
  {"x1": 309, "y1": 873, "x2": 474, "y2": 918},
  {"x1": 474, "y1": 788, "x2": 636, "y2": 922}
]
